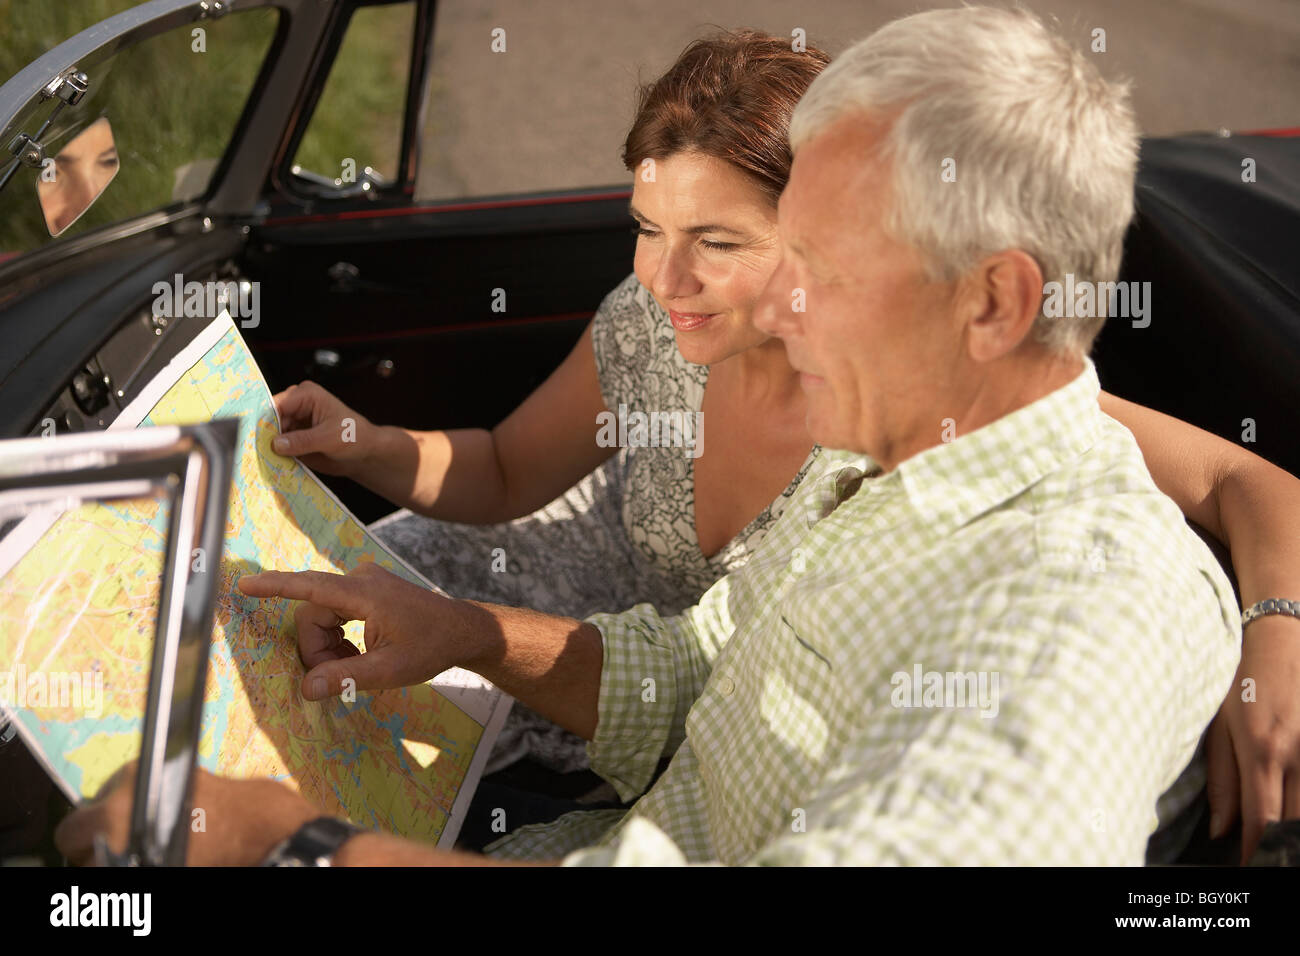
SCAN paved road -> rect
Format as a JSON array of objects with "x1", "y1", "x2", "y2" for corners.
[{"x1": 416, "y1": 0, "x2": 1300, "y2": 201}]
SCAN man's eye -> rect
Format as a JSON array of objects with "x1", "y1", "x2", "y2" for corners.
[
  {"x1": 700, "y1": 239, "x2": 736, "y2": 251},
  {"x1": 633, "y1": 226, "x2": 659, "y2": 239}
]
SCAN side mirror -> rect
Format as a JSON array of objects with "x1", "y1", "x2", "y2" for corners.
[{"x1": 35, "y1": 117, "x2": 119, "y2": 237}]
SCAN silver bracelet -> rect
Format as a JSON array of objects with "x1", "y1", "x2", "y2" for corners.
[{"x1": 1241, "y1": 598, "x2": 1300, "y2": 629}]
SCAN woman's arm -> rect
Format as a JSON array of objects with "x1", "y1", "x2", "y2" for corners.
[
  {"x1": 274, "y1": 326, "x2": 615, "y2": 524},
  {"x1": 1098, "y1": 390, "x2": 1300, "y2": 607},
  {"x1": 377, "y1": 327, "x2": 615, "y2": 522},
  {"x1": 1100, "y1": 390, "x2": 1300, "y2": 860}
]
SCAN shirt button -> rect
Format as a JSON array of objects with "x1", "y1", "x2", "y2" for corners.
[{"x1": 717, "y1": 676, "x2": 736, "y2": 697}]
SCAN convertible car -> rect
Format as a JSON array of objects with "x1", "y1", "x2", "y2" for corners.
[{"x1": 0, "y1": 0, "x2": 1297, "y2": 865}]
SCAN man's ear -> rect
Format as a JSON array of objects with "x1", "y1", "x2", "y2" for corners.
[{"x1": 959, "y1": 250, "x2": 1044, "y2": 363}]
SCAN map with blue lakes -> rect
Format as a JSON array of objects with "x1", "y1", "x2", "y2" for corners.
[{"x1": 0, "y1": 315, "x2": 509, "y2": 847}]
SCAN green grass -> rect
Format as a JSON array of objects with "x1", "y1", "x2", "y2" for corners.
[{"x1": 293, "y1": 3, "x2": 415, "y2": 182}]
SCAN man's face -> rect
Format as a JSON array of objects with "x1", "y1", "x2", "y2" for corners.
[{"x1": 755, "y1": 113, "x2": 961, "y2": 462}]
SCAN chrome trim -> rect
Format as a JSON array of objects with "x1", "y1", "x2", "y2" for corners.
[
  {"x1": 1, "y1": 1, "x2": 226, "y2": 133},
  {"x1": 0, "y1": 420, "x2": 238, "y2": 866}
]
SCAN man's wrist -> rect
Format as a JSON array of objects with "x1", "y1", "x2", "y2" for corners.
[
  {"x1": 261, "y1": 817, "x2": 366, "y2": 866},
  {"x1": 241, "y1": 780, "x2": 322, "y2": 865},
  {"x1": 442, "y1": 596, "x2": 496, "y2": 674}
]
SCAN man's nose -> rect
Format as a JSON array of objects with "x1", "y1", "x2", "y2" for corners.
[{"x1": 753, "y1": 258, "x2": 799, "y2": 339}]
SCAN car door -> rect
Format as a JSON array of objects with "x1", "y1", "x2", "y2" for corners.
[
  {"x1": 241, "y1": 0, "x2": 636, "y2": 520},
  {"x1": 0, "y1": 0, "x2": 634, "y2": 860},
  {"x1": 0, "y1": 0, "x2": 636, "y2": 524}
]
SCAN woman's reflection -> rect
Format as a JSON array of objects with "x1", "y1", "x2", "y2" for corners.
[{"x1": 37, "y1": 117, "x2": 119, "y2": 236}]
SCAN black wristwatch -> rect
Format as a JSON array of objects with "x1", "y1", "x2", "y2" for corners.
[{"x1": 260, "y1": 817, "x2": 365, "y2": 867}]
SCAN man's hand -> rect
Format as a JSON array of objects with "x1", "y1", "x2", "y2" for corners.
[
  {"x1": 271, "y1": 380, "x2": 377, "y2": 478},
  {"x1": 1206, "y1": 615, "x2": 1300, "y2": 862},
  {"x1": 54, "y1": 762, "x2": 320, "y2": 866},
  {"x1": 238, "y1": 563, "x2": 468, "y2": 700},
  {"x1": 54, "y1": 762, "x2": 523, "y2": 866},
  {"x1": 245, "y1": 562, "x2": 605, "y2": 741}
]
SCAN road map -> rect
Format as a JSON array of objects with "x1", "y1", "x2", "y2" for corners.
[{"x1": 0, "y1": 314, "x2": 510, "y2": 848}]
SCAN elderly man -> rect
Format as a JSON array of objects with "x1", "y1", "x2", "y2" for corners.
[{"x1": 58, "y1": 7, "x2": 1239, "y2": 866}]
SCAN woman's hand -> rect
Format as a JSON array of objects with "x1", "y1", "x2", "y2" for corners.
[
  {"x1": 270, "y1": 380, "x2": 377, "y2": 478},
  {"x1": 1206, "y1": 615, "x2": 1300, "y2": 862},
  {"x1": 1098, "y1": 392, "x2": 1300, "y2": 860},
  {"x1": 238, "y1": 562, "x2": 469, "y2": 700}
]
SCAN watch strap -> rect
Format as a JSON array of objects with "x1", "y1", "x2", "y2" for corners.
[{"x1": 260, "y1": 817, "x2": 364, "y2": 867}]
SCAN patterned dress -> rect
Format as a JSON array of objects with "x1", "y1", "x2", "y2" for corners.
[{"x1": 371, "y1": 273, "x2": 822, "y2": 775}]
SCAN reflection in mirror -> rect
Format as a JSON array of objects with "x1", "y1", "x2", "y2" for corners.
[{"x1": 36, "y1": 117, "x2": 120, "y2": 237}]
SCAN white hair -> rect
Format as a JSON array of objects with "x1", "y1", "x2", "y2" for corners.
[{"x1": 789, "y1": 6, "x2": 1139, "y2": 355}]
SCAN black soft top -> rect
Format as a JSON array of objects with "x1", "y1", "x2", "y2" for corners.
[{"x1": 1094, "y1": 131, "x2": 1300, "y2": 478}]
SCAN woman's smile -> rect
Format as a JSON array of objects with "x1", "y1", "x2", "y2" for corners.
[{"x1": 667, "y1": 309, "x2": 721, "y2": 332}]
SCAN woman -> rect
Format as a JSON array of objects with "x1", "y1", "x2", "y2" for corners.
[{"x1": 273, "y1": 31, "x2": 1300, "y2": 859}]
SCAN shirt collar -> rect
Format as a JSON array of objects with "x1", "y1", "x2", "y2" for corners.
[
  {"x1": 895, "y1": 358, "x2": 1104, "y2": 532},
  {"x1": 803, "y1": 452, "x2": 877, "y2": 525},
  {"x1": 806, "y1": 359, "x2": 1105, "y2": 531}
]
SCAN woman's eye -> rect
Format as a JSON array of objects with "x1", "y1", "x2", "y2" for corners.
[{"x1": 632, "y1": 226, "x2": 733, "y2": 251}]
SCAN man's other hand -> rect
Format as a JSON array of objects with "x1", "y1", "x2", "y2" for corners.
[{"x1": 54, "y1": 763, "x2": 319, "y2": 866}]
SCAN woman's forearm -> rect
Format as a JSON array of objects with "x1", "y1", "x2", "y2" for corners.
[
  {"x1": 351, "y1": 424, "x2": 515, "y2": 524},
  {"x1": 1216, "y1": 459, "x2": 1300, "y2": 606},
  {"x1": 1100, "y1": 390, "x2": 1300, "y2": 604},
  {"x1": 348, "y1": 327, "x2": 613, "y2": 525},
  {"x1": 1100, "y1": 400, "x2": 1300, "y2": 861}
]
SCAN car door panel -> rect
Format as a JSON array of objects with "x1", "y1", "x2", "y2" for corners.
[{"x1": 244, "y1": 192, "x2": 636, "y2": 429}]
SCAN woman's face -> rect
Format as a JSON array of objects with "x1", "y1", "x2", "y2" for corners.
[
  {"x1": 631, "y1": 150, "x2": 782, "y2": 366},
  {"x1": 36, "y1": 117, "x2": 119, "y2": 236}
]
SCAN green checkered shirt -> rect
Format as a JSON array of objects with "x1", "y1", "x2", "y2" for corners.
[{"x1": 486, "y1": 360, "x2": 1241, "y2": 865}]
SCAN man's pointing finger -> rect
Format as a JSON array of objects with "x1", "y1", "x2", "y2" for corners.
[{"x1": 238, "y1": 570, "x2": 368, "y2": 618}]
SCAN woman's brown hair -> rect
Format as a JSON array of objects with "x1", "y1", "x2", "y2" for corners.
[{"x1": 622, "y1": 30, "x2": 831, "y2": 204}]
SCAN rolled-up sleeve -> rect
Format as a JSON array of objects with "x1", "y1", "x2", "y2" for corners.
[
  {"x1": 560, "y1": 817, "x2": 697, "y2": 866},
  {"x1": 583, "y1": 573, "x2": 739, "y2": 800},
  {"x1": 563, "y1": 567, "x2": 1237, "y2": 867}
]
